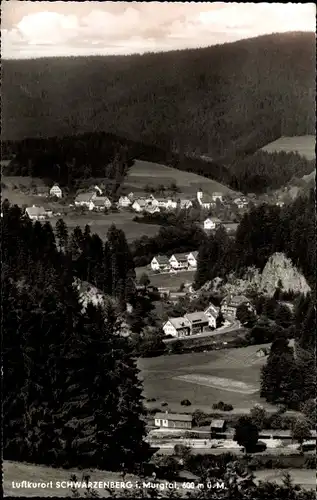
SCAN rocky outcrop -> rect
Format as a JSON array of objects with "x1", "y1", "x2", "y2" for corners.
[{"x1": 257, "y1": 252, "x2": 311, "y2": 297}]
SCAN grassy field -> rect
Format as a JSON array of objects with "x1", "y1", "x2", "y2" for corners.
[
  {"x1": 138, "y1": 344, "x2": 276, "y2": 414},
  {"x1": 125, "y1": 159, "x2": 235, "y2": 197},
  {"x1": 136, "y1": 267, "x2": 196, "y2": 289},
  {"x1": 261, "y1": 135, "x2": 315, "y2": 160}
]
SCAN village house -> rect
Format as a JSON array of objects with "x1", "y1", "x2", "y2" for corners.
[
  {"x1": 74, "y1": 192, "x2": 96, "y2": 210},
  {"x1": 179, "y1": 199, "x2": 193, "y2": 210},
  {"x1": 132, "y1": 198, "x2": 148, "y2": 212},
  {"x1": 196, "y1": 190, "x2": 216, "y2": 209},
  {"x1": 203, "y1": 217, "x2": 221, "y2": 230},
  {"x1": 25, "y1": 205, "x2": 47, "y2": 221},
  {"x1": 169, "y1": 253, "x2": 189, "y2": 270},
  {"x1": 256, "y1": 348, "x2": 269, "y2": 358},
  {"x1": 187, "y1": 251, "x2": 198, "y2": 269},
  {"x1": 117, "y1": 195, "x2": 131, "y2": 208},
  {"x1": 211, "y1": 192, "x2": 224, "y2": 203},
  {"x1": 93, "y1": 196, "x2": 112, "y2": 211},
  {"x1": 162, "y1": 317, "x2": 191, "y2": 338},
  {"x1": 184, "y1": 311, "x2": 210, "y2": 335},
  {"x1": 221, "y1": 295, "x2": 253, "y2": 319},
  {"x1": 145, "y1": 205, "x2": 160, "y2": 215},
  {"x1": 154, "y1": 411, "x2": 193, "y2": 429},
  {"x1": 210, "y1": 419, "x2": 226, "y2": 435},
  {"x1": 49, "y1": 184, "x2": 62, "y2": 198},
  {"x1": 150, "y1": 255, "x2": 170, "y2": 272},
  {"x1": 204, "y1": 303, "x2": 219, "y2": 329}
]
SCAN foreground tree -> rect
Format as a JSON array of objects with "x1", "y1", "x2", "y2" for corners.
[
  {"x1": 234, "y1": 416, "x2": 259, "y2": 453},
  {"x1": 291, "y1": 417, "x2": 312, "y2": 453},
  {"x1": 250, "y1": 404, "x2": 267, "y2": 430}
]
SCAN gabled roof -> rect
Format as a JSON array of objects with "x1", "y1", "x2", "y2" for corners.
[
  {"x1": 210, "y1": 419, "x2": 225, "y2": 428},
  {"x1": 188, "y1": 251, "x2": 198, "y2": 258},
  {"x1": 185, "y1": 311, "x2": 209, "y2": 324},
  {"x1": 222, "y1": 295, "x2": 250, "y2": 307},
  {"x1": 166, "y1": 317, "x2": 191, "y2": 330},
  {"x1": 94, "y1": 197, "x2": 111, "y2": 206},
  {"x1": 170, "y1": 252, "x2": 188, "y2": 262},
  {"x1": 75, "y1": 192, "x2": 95, "y2": 203},
  {"x1": 26, "y1": 206, "x2": 46, "y2": 217},
  {"x1": 133, "y1": 198, "x2": 147, "y2": 207},
  {"x1": 155, "y1": 412, "x2": 192, "y2": 422},
  {"x1": 204, "y1": 303, "x2": 219, "y2": 317},
  {"x1": 50, "y1": 184, "x2": 61, "y2": 189},
  {"x1": 152, "y1": 255, "x2": 170, "y2": 265}
]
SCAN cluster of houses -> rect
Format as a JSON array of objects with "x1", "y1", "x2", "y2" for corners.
[
  {"x1": 163, "y1": 295, "x2": 253, "y2": 338},
  {"x1": 151, "y1": 251, "x2": 199, "y2": 272},
  {"x1": 153, "y1": 410, "x2": 226, "y2": 434}
]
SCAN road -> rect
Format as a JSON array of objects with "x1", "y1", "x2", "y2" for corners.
[{"x1": 163, "y1": 321, "x2": 241, "y2": 343}]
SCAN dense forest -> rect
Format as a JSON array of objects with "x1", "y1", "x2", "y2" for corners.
[
  {"x1": 2, "y1": 203, "x2": 155, "y2": 470},
  {"x1": 2, "y1": 32, "x2": 315, "y2": 193}
]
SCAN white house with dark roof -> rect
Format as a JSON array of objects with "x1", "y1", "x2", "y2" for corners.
[
  {"x1": 49, "y1": 184, "x2": 62, "y2": 198},
  {"x1": 150, "y1": 255, "x2": 170, "y2": 272},
  {"x1": 25, "y1": 205, "x2": 47, "y2": 221},
  {"x1": 169, "y1": 252, "x2": 189, "y2": 270},
  {"x1": 184, "y1": 311, "x2": 209, "y2": 334},
  {"x1": 187, "y1": 251, "x2": 198, "y2": 269},
  {"x1": 93, "y1": 196, "x2": 112, "y2": 211},
  {"x1": 197, "y1": 190, "x2": 216, "y2": 209},
  {"x1": 74, "y1": 192, "x2": 96, "y2": 210},
  {"x1": 118, "y1": 195, "x2": 131, "y2": 208},
  {"x1": 163, "y1": 317, "x2": 191, "y2": 338},
  {"x1": 204, "y1": 303, "x2": 219, "y2": 329},
  {"x1": 203, "y1": 217, "x2": 222, "y2": 230},
  {"x1": 221, "y1": 295, "x2": 253, "y2": 319},
  {"x1": 154, "y1": 411, "x2": 192, "y2": 429}
]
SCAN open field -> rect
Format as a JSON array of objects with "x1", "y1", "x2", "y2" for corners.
[
  {"x1": 125, "y1": 159, "x2": 235, "y2": 197},
  {"x1": 261, "y1": 135, "x2": 315, "y2": 160},
  {"x1": 51, "y1": 212, "x2": 160, "y2": 243},
  {"x1": 138, "y1": 344, "x2": 276, "y2": 413},
  {"x1": 136, "y1": 267, "x2": 196, "y2": 289},
  {"x1": 1, "y1": 175, "x2": 50, "y2": 207}
]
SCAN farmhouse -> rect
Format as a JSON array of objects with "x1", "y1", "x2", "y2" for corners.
[
  {"x1": 180, "y1": 199, "x2": 193, "y2": 210},
  {"x1": 203, "y1": 217, "x2": 221, "y2": 230},
  {"x1": 25, "y1": 205, "x2": 47, "y2": 221},
  {"x1": 132, "y1": 199, "x2": 148, "y2": 212},
  {"x1": 150, "y1": 255, "x2": 170, "y2": 272},
  {"x1": 74, "y1": 192, "x2": 96, "y2": 209},
  {"x1": 93, "y1": 196, "x2": 112, "y2": 211},
  {"x1": 204, "y1": 303, "x2": 219, "y2": 328},
  {"x1": 211, "y1": 192, "x2": 224, "y2": 202},
  {"x1": 162, "y1": 317, "x2": 191, "y2": 338},
  {"x1": 49, "y1": 184, "x2": 62, "y2": 198},
  {"x1": 154, "y1": 412, "x2": 193, "y2": 429},
  {"x1": 221, "y1": 295, "x2": 253, "y2": 319},
  {"x1": 184, "y1": 311, "x2": 209, "y2": 335},
  {"x1": 169, "y1": 253, "x2": 189, "y2": 270},
  {"x1": 210, "y1": 419, "x2": 226, "y2": 435},
  {"x1": 196, "y1": 190, "x2": 216, "y2": 209},
  {"x1": 118, "y1": 195, "x2": 131, "y2": 208},
  {"x1": 187, "y1": 251, "x2": 198, "y2": 269}
]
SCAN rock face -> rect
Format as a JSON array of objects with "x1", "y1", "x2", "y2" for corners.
[{"x1": 257, "y1": 252, "x2": 311, "y2": 297}]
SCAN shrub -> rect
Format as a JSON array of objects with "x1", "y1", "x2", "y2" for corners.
[
  {"x1": 212, "y1": 401, "x2": 233, "y2": 411},
  {"x1": 223, "y1": 404, "x2": 234, "y2": 411},
  {"x1": 161, "y1": 402, "x2": 168, "y2": 407},
  {"x1": 181, "y1": 399, "x2": 191, "y2": 406},
  {"x1": 147, "y1": 398, "x2": 157, "y2": 403}
]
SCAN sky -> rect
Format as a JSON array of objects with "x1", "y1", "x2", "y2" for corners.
[{"x1": 1, "y1": 2, "x2": 316, "y2": 59}]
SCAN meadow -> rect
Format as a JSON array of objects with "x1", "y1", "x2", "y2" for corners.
[
  {"x1": 136, "y1": 267, "x2": 196, "y2": 290},
  {"x1": 125, "y1": 159, "x2": 234, "y2": 197},
  {"x1": 138, "y1": 344, "x2": 276, "y2": 414},
  {"x1": 261, "y1": 135, "x2": 315, "y2": 160}
]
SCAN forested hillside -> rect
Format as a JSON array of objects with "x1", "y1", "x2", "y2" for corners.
[{"x1": 3, "y1": 32, "x2": 315, "y2": 159}]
